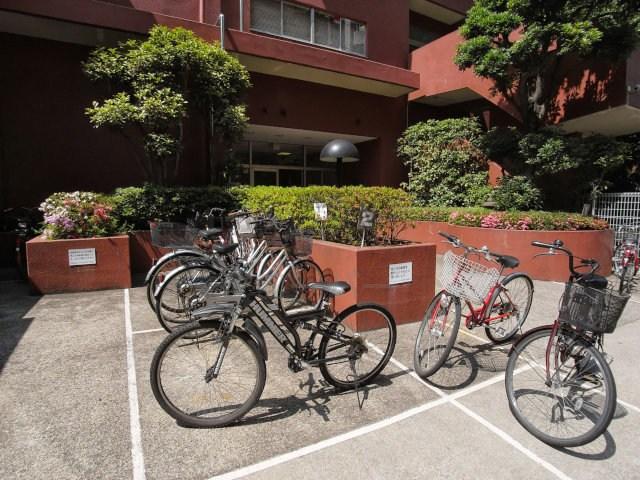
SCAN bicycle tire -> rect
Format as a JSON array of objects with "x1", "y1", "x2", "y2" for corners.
[
  {"x1": 276, "y1": 259, "x2": 325, "y2": 313},
  {"x1": 318, "y1": 303, "x2": 396, "y2": 390},
  {"x1": 146, "y1": 251, "x2": 207, "y2": 310},
  {"x1": 484, "y1": 273, "x2": 533, "y2": 343},
  {"x1": 150, "y1": 319, "x2": 266, "y2": 428},
  {"x1": 413, "y1": 291, "x2": 461, "y2": 378},
  {"x1": 619, "y1": 265, "x2": 629, "y2": 294},
  {"x1": 155, "y1": 264, "x2": 223, "y2": 333},
  {"x1": 505, "y1": 326, "x2": 617, "y2": 447}
]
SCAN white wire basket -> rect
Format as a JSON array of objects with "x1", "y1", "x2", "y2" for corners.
[
  {"x1": 440, "y1": 250, "x2": 500, "y2": 303},
  {"x1": 235, "y1": 215, "x2": 257, "y2": 236}
]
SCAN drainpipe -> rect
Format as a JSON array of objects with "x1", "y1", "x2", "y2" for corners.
[
  {"x1": 239, "y1": 0, "x2": 244, "y2": 31},
  {"x1": 217, "y1": 13, "x2": 225, "y2": 49}
]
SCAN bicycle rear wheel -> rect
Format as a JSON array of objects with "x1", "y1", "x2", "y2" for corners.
[
  {"x1": 277, "y1": 259, "x2": 324, "y2": 313},
  {"x1": 146, "y1": 252, "x2": 207, "y2": 311},
  {"x1": 505, "y1": 326, "x2": 616, "y2": 447},
  {"x1": 318, "y1": 303, "x2": 396, "y2": 390},
  {"x1": 155, "y1": 264, "x2": 223, "y2": 332},
  {"x1": 413, "y1": 291, "x2": 461, "y2": 378},
  {"x1": 150, "y1": 320, "x2": 266, "y2": 428}
]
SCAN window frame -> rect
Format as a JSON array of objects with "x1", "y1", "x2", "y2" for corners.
[{"x1": 250, "y1": 0, "x2": 367, "y2": 57}]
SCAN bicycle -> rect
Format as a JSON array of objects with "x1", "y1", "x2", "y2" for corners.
[
  {"x1": 153, "y1": 216, "x2": 324, "y2": 332},
  {"x1": 612, "y1": 225, "x2": 639, "y2": 293},
  {"x1": 505, "y1": 240, "x2": 630, "y2": 447},
  {"x1": 149, "y1": 243, "x2": 396, "y2": 428},
  {"x1": 414, "y1": 232, "x2": 534, "y2": 378}
]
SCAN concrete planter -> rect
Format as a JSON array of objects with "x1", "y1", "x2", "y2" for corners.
[
  {"x1": 399, "y1": 221, "x2": 614, "y2": 281},
  {"x1": 26, "y1": 235, "x2": 131, "y2": 293},
  {"x1": 310, "y1": 240, "x2": 436, "y2": 330},
  {"x1": 129, "y1": 230, "x2": 170, "y2": 275}
]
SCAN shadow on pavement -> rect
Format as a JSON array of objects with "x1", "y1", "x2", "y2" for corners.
[{"x1": 0, "y1": 282, "x2": 41, "y2": 374}]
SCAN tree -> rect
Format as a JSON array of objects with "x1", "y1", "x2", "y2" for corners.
[
  {"x1": 84, "y1": 25, "x2": 250, "y2": 185},
  {"x1": 397, "y1": 118, "x2": 491, "y2": 206},
  {"x1": 455, "y1": 0, "x2": 640, "y2": 130}
]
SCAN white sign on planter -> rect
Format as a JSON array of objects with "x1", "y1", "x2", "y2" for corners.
[
  {"x1": 389, "y1": 262, "x2": 412, "y2": 285},
  {"x1": 68, "y1": 248, "x2": 97, "y2": 266},
  {"x1": 313, "y1": 202, "x2": 328, "y2": 221}
]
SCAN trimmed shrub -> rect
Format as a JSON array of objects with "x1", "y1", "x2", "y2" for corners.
[
  {"x1": 412, "y1": 207, "x2": 608, "y2": 231},
  {"x1": 111, "y1": 184, "x2": 238, "y2": 230},
  {"x1": 232, "y1": 186, "x2": 413, "y2": 245},
  {"x1": 492, "y1": 175, "x2": 543, "y2": 211}
]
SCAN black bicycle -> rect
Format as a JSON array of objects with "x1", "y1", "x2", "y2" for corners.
[
  {"x1": 150, "y1": 243, "x2": 396, "y2": 428},
  {"x1": 505, "y1": 240, "x2": 630, "y2": 447}
]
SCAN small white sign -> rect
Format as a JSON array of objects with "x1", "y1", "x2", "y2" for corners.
[
  {"x1": 68, "y1": 248, "x2": 96, "y2": 266},
  {"x1": 389, "y1": 262, "x2": 412, "y2": 285},
  {"x1": 313, "y1": 202, "x2": 328, "y2": 221}
]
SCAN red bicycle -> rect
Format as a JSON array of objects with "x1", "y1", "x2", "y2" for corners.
[
  {"x1": 613, "y1": 225, "x2": 639, "y2": 293},
  {"x1": 414, "y1": 232, "x2": 534, "y2": 378}
]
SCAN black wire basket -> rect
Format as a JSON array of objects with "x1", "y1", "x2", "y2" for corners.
[
  {"x1": 558, "y1": 282, "x2": 630, "y2": 334},
  {"x1": 149, "y1": 222, "x2": 200, "y2": 248}
]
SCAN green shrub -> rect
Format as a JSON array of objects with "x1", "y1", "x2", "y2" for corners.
[
  {"x1": 412, "y1": 206, "x2": 608, "y2": 231},
  {"x1": 111, "y1": 184, "x2": 238, "y2": 230},
  {"x1": 397, "y1": 118, "x2": 488, "y2": 206},
  {"x1": 492, "y1": 175, "x2": 543, "y2": 211},
  {"x1": 231, "y1": 186, "x2": 413, "y2": 245}
]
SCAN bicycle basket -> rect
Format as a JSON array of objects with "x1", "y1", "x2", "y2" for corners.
[
  {"x1": 439, "y1": 250, "x2": 500, "y2": 303},
  {"x1": 558, "y1": 282, "x2": 630, "y2": 334},
  {"x1": 235, "y1": 216, "x2": 257, "y2": 236},
  {"x1": 149, "y1": 222, "x2": 201, "y2": 248},
  {"x1": 292, "y1": 232, "x2": 313, "y2": 256}
]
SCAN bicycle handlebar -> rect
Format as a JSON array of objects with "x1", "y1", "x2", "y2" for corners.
[
  {"x1": 530, "y1": 240, "x2": 599, "y2": 279},
  {"x1": 438, "y1": 231, "x2": 502, "y2": 263}
]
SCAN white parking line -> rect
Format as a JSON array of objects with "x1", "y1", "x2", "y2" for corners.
[
  {"x1": 133, "y1": 328, "x2": 165, "y2": 335},
  {"x1": 124, "y1": 289, "x2": 146, "y2": 480},
  {"x1": 381, "y1": 351, "x2": 572, "y2": 480},
  {"x1": 618, "y1": 398, "x2": 640, "y2": 415}
]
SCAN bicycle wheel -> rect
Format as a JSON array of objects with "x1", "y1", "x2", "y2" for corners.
[
  {"x1": 618, "y1": 265, "x2": 629, "y2": 294},
  {"x1": 150, "y1": 320, "x2": 266, "y2": 428},
  {"x1": 277, "y1": 259, "x2": 325, "y2": 313},
  {"x1": 146, "y1": 252, "x2": 207, "y2": 311},
  {"x1": 318, "y1": 303, "x2": 396, "y2": 390},
  {"x1": 505, "y1": 326, "x2": 617, "y2": 447},
  {"x1": 155, "y1": 264, "x2": 223, "y2": 333},
  {"x1": 484, "y1": 273, "x2": 533, "y2": 343},
  {"x1": 413, "y1": 291, "x2": 461, "y2": 378}
]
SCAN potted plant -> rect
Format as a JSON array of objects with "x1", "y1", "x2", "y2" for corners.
[{"x1": 26, "y1": 191, "x2": 131, "y2": 293}]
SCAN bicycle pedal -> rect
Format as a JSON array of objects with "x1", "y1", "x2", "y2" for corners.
[{"x1": 287, "y1": 356, "x2": 304, "y2": 373}]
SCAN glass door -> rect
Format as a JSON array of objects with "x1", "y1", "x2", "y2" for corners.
[{"x1": 252, "y1": 167, "x2": 278, "y2": 186}]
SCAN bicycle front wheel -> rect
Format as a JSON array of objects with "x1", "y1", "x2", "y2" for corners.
[
  {"x1": 318, "y1": 303, "x2": 396, "y2": 390},
  {"x1": 484, "y1": 273, "x2": 533, "y2": 343},
  {"x1": 155, "y1": 264, "x2": 223, "y2": 332},
  {"x1": 150, "y1": 320, "x2": 266, "y2": 428},
  {"x1": 505, "y1": 326, "x2": 617, "y2": 447},
  {"x1": 277, "y1": 259, "x2": 325, "y2": 313},
  {"x1": 413, "y1": 291, "x2": 461, "y2": 378}
]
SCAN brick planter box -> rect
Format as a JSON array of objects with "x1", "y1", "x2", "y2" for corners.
[
  {"x1": 399, "y1": 221, "x2": 614, "y2": 281},
  {"x1": 129, "y1": 230, "x2": 170, "y2": 275},
  {"x1": 310, "y1": 240, "x2": 436, "y2": 330},
  {"x1": 26, "y1": 235, "x2": 131, "y2": 293}
]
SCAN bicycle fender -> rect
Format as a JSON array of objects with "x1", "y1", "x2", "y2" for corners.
[
  {"x1": 143, "y1": 249, "x2": 207, "y2": 284},
  {"x1": 241, "y1": 317, "x2": 269, "y2": 362},
  {"x1": 508, "y1": 325, "x2": 554, "y2": 356}
]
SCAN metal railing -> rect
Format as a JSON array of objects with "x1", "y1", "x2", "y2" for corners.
[{"x1": 592, "y1": 192, "x2": 640, "y2": 246}]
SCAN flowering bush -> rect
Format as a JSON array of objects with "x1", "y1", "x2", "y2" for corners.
[
  {"x1": 412, "y1": 207, "x2": 608, "y2": 231},
  {"x1": 40, "y1": 191, "x2": 119, "y2": 239}
]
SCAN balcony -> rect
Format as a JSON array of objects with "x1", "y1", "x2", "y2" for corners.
[
  {"x1": 0, "y1": 0, "x2": 419, "y2": 98},
  {"x1": 409, "y1": 29, "x2": 640, "y2": 136}
]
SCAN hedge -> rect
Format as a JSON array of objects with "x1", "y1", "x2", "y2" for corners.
[
  {"x1": 231, "y1": 185, "x2": 413, "y2": 245},
  {"x1": 407, "y1": 206, "x2": 609, "y2": 231}
]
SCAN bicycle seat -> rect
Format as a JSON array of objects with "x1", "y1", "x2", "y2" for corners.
[
  {"x1": 200, "y1": 228, "x2": 224, "y2": 240},
  {"x1": 213, "y1": 243, "x2": 238, "y2": 255},
  {"x1": 494, "y1": 254, "x2": 519, "y2": 269},
  {"x1": 308, "y1": 281, "x2": 351, "y2": 296}
]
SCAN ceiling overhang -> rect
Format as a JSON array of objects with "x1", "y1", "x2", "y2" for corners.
[
  {"x1": 409, "y1": 0, "x2": 466, "y2": 25},
  {"x1": 410, "y1": 87, "x2": 483, "y2": 106},
  {"x1": 560, "y1": 105, "x2": 640, "y2": 136},
  {"x1": 242, "y1": 124, "x2": 376, "y2": 146}
]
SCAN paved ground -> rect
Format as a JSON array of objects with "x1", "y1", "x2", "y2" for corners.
[{"x1": 1, "y1": 264, "x2": 639, "y2": 480}]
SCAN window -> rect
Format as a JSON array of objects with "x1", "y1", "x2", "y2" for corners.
[{"x1": 251, "y1": 0, "x2": 366, "y2": 56}]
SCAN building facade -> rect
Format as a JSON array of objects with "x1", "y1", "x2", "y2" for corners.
[{"x1": 0, "y1": 0, "x2": 638, "y2": 208}]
